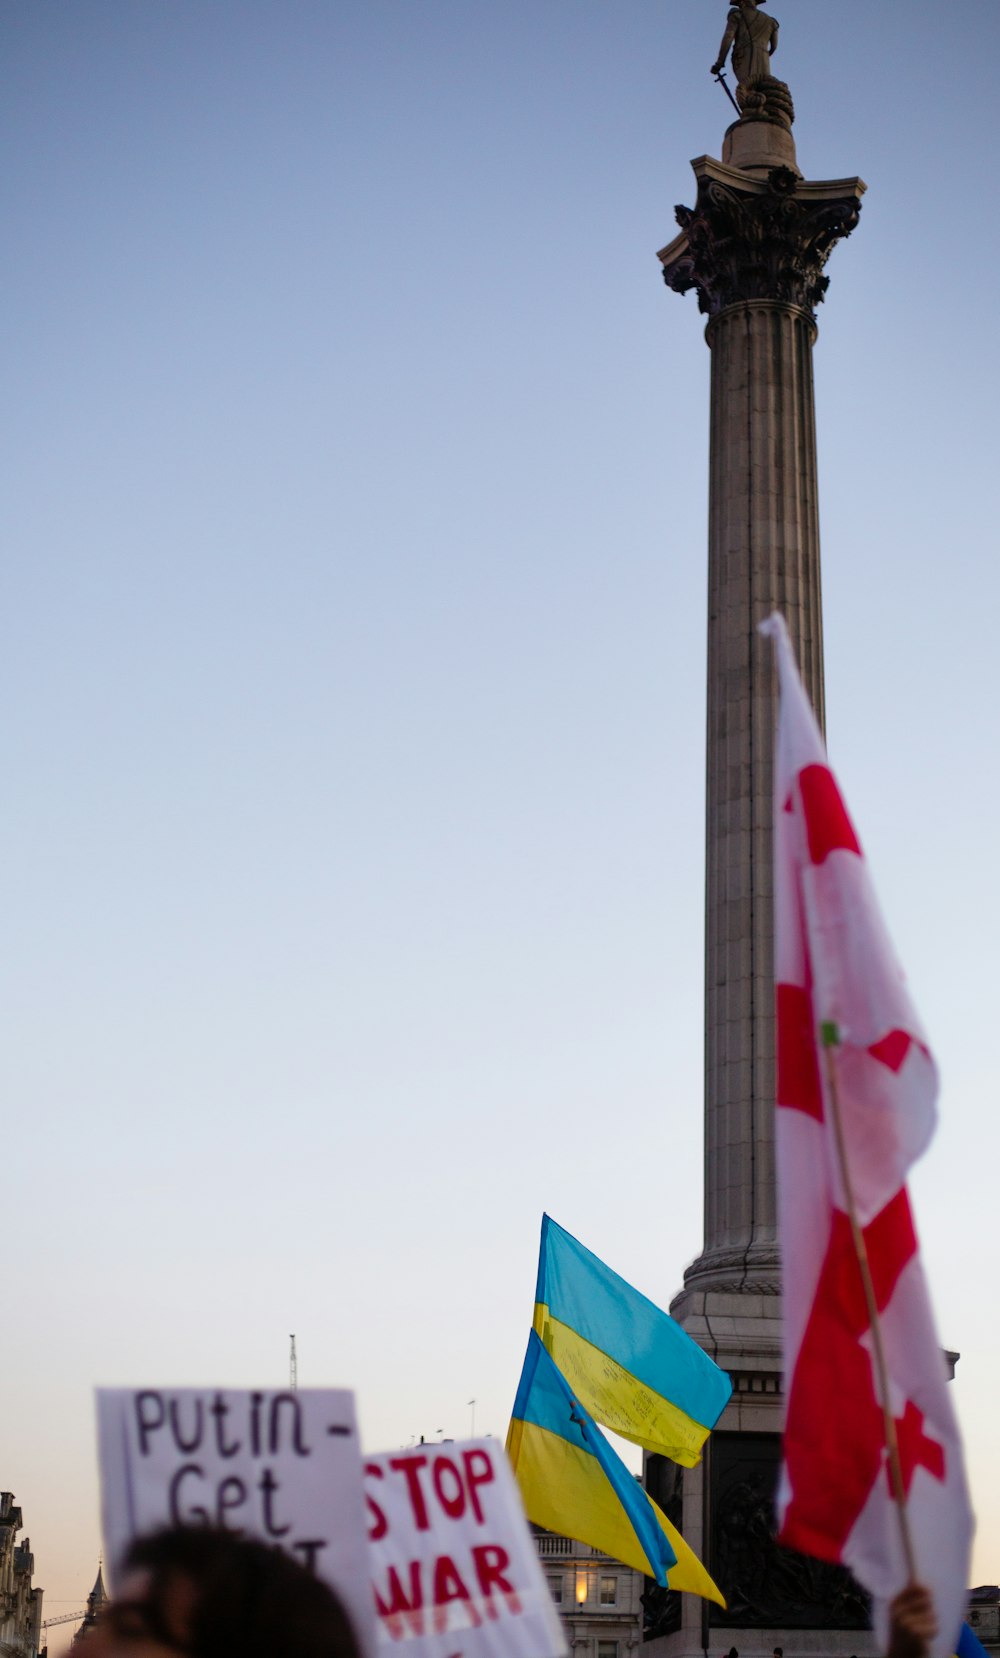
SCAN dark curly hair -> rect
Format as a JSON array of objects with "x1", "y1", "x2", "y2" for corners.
[{"x1": 123, "y1": 1526, "x2": 361, "y2": 1658}]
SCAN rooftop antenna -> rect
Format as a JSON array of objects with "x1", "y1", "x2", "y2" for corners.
[{"x1": 289, "y1": 1333, "x2": 298, "y2": 1391}]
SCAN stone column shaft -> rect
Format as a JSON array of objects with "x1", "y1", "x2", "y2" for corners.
[
  {"x1": 699, "y1": 298, "x2": 824, "y2": 1293},
  {"x1": 658, "y1": 157, "x2": 864, "y2": 1317},
  {"x1": 648, "y1": 145, "x2": 867, "y2": 1658}
]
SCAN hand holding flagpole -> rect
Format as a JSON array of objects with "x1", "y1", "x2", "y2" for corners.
[{"x1": 761, "y1": 610, "x2": 972, "y2": 1658}]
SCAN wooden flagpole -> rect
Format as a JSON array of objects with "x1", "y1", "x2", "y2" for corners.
[{"x1": 820, "y1": 1021, "x2": 918, "y2": 1583}]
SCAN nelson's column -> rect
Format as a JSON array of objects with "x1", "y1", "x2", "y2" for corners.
[{"x1": 644, "y1": 9, "x2": 872, "y2": 1655}]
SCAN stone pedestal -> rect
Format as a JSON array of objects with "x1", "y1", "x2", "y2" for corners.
[
  {"x1": 722, "y1": 115, "x2": 800, "y2": 177},
  {"x1": 649, "y1": 147, "x2": 866, "y2": 1657}
]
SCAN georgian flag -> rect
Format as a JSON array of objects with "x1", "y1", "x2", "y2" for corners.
[{"x1": 761, "y1": 613, "x2": 972, "y2": 1658}]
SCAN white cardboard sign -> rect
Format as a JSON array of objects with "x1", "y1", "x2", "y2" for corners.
[
  {"x1": 96, "y1": 1387, "x2": 377, "y2": 1658},
  {"x1": 365, "y1": 1439, "x2": 567, "y2": 1658}
]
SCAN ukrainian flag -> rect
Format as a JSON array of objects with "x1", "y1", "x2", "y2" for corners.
[
  {"x1": 957, "y1": 1626, "x2": 990, "y2": 1658},
  {"x1": 533, "y1": 1215, "x2": 732, "y2": 1467},
  {"x1": 507, "y1": 1331, "x2": 724, "y2": 1605}
]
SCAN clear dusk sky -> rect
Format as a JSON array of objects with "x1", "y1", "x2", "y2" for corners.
[{"x1": 4, "y1": 0, "x2": 999, "y2": 1641}]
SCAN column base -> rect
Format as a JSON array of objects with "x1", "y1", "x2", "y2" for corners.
[
  {"x1": 643, "y1": 1290, "x2": 870, "y2": 1654},
  {"x1": 645, "y1": 1622, "x2": 880, "y2": 1658},
  {"x1": 645, "y1": 1428, "x2": 872, "y2": 1657}
]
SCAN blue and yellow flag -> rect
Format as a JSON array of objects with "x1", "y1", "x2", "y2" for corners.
[
  {"x1": 507, "y1": 1331, "x2": 724, "y2": 1605},
  {"x1": 957, "y1": 1625, "x2": 990, "y2": 1658},
  {"x1": 533, "y1": 1214, "x2": 732, "y2": 1467}
]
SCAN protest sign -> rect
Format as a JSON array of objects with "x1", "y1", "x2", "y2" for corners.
[
  {"x1": 366, "y1": 1438, "x2": 567, "y2": 1658},
  {"x1": 96, "y1": 1386, "x2": 377, "y2": 1658}
]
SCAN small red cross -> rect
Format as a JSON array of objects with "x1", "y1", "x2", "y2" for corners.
[{"x1": 891, "y1": 1399, "x2": 945, "y2": 1495}]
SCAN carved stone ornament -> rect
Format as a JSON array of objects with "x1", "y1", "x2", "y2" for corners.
[
  {"x1": 661, "y1": 161, "x2": 864, "y2": 320},
  {"x1": 711, "y1": 1433, "x2": 871, "y2": 1630},
  {"x1": 680, "y1": 1240, "x2": 782, "y2": 1298}
]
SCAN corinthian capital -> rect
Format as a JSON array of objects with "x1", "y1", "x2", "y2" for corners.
[{"x1": 660, "y1": 157, "x2": 865, "y2": 319}]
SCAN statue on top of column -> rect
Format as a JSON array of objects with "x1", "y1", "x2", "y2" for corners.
[{"x1": 711, "y1": 0, "x2": 795, "y2": 130}]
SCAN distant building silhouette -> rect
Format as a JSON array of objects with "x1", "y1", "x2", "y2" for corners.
[
  {"x1": 0, "y1": 1492, "x2": 44, "y2": 1658},
  {"x1": 72, "y1": 1566, "x2": 109, "y2": 1643}
]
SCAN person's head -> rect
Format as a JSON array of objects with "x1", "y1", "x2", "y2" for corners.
[
  {"x1": 774, "y1": 1648, "x2": 784, "y2": 1657},
  {"x1": 84, "y1": 1526, "x2": 360, "y2": 1658}
]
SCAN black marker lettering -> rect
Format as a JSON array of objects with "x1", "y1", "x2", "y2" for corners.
[
  {"x1": 169, "y1": 1397, "x2": 204, "y2": 1454},
  {"x1": 168, "y1": 1463, "x2": 209, "y2": 1525},
  {"x1": 269, "y1": 1392, "x2": 310, "y2": 1456},
  {"x1": 211, "y1": 1394, "x2": 241, "y2": 1459},
  {"x1": 135, "y1": 1392, "x2": 165, "y2": 1456},
  {"x1": 258, "y1": 1467, "x2": 291, "y2": 1537},
  {"x1": 291, "y1": 1539, "x2": 327, "y2": 1573},
  {"x1": 216, "y1": 1475, "x2": 248, "y2": 1523},
  {"x1": 250, "y1": 1392, "x2": 264, "y2": 1457}
]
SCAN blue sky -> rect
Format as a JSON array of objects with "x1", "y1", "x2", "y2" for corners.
[{"x1": 4, "y1": 0, "x2": 999, "y2": 1634}]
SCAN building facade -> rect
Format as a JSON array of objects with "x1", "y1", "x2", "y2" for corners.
[
  {"x1": 968, "y1": 1588, "x2": 1000, "y2": 1652},
  {"x1": 534, "y1": 1529, "x2": 644, "y2": 1658},
  {"x1": 0, "y1": 1493, "x2": 44, "y2": 1658}
]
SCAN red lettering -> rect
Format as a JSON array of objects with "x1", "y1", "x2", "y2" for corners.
[
  {"x1": 433, "y1": 1556, "x2": 469, "y2": 1603},
  {"x1": 389, "y1": 1455, "x2": 430, "y2": 1530},
  {"x1": 472, "y1": 1543, "x2": 514, "y2": 1597},
  {"x1": 432, "y1": 1456, "x2": 465, "y2": 1520},
  {"x1": 375, "y1": 1563, "x2": 425, "y2": 1639},
  {"x1": 461, "y1": 1449, "x2": 494, "y2": 1524},
  {"x1": 432, "y1": 1555, "x2": 480, "y2": 1631},
  {"x1": 364, "y1": 1464, "x2": 388, "y2": 1543}
]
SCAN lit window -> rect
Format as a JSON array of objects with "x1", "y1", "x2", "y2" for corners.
[{"x1": 599, "y1": 1576, "x2": 617, "y2": 1606}]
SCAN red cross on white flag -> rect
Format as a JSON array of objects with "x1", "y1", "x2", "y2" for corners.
[{"x1": 762, "y1": 612, "x2": 972, "y2": 1657}]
